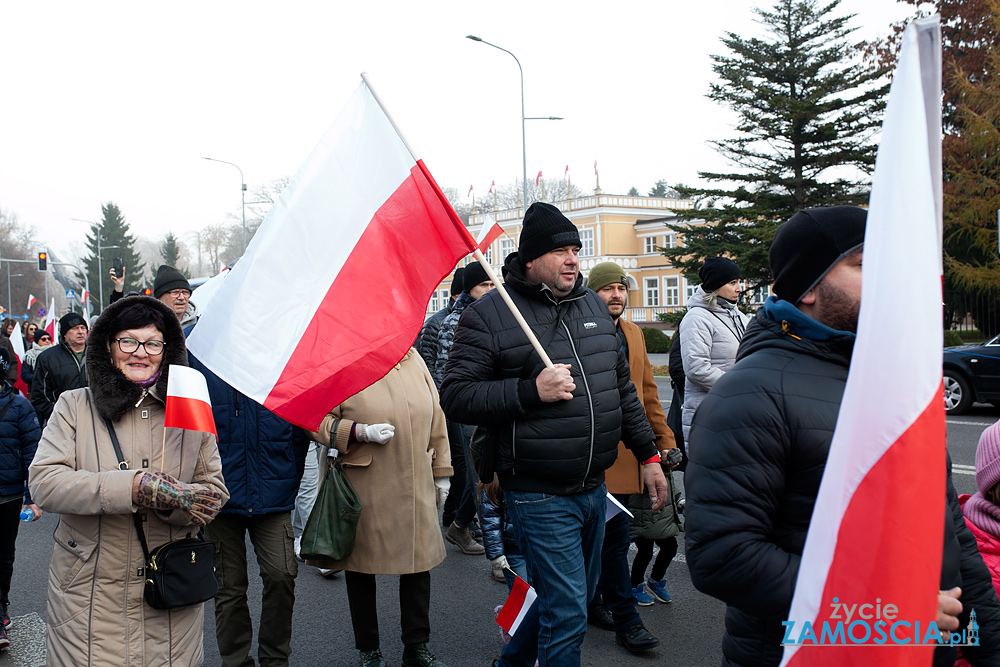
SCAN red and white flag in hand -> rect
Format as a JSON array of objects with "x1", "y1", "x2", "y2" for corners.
[
  {"x1": 496, "y1": 574, "x2": 537, "y2": 637},
  {"x1": 8, "y1": 326, "x2": 27, "y2": 396},
  {"x1": 164, "y1": 365, "x2": 217, "y2": 437},
  {"x1": 26, "y1": 295, "x2": 38, "y2": 312},
  {"x1": 780, "y1": 17, "x2": 943, "y2": 667},
  {"x1": 475, "y1": 215, "x2": 503, "y2": 253},
  {"x1": 186, "y1": 78, "x2": 477, "y2": 429}
]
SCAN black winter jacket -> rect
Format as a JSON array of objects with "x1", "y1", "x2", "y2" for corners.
[
  {"x1": 0, "y1": 385, "x2": 41, "y2": 503},
  {"x1": 30, "y1": 343, "x2": 87, "y2": 426},
  {"x1": 439, "y1": 253, "x2": 656, "y2": 495},
  {"x1": 685, "y1": 303, "x2": 1000, "y2": 667}
]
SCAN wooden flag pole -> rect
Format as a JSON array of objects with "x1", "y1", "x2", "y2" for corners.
[{"x1": 472, "y1": 249, "x2": 554, "y2": 370}]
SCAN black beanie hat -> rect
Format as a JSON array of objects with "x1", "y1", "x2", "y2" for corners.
[
  {"x1": 518, "y1": 202, "x2": 581, "y2": 266},
  {"x1": 33, "y1": 329, "x2": 50, "y2": 343},
  {"x1": 770, "y1": 206, "x2": 867, "y2": 304},
  {"x1": 462, "y1": 262, "x2": 490, "y2": 293},
  {"x1": 450, "y1": 268, "x2": 466, "y2": 297},
  {"x1": 59, "y1": 312, "x2": 88, "y2": 340},
  {"x1": 153, "y1": 265, "x2": 191, "y2": 299},
  {"x1": 699, "y1": 257, "x2": 742, "y2": 293}
]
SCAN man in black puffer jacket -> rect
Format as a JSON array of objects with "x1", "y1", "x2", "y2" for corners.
[
  {"x1": 441, "y1": 202, "x2": 666, "y2": 667},
  {"x1": 685, "y1": 206, "x2": 1000, "y2": 667}
]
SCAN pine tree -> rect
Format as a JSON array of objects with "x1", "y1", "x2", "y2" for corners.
[
  {"x1": 81, "y1": 202, "x2": 145, "y2": 311},
  {"x1": 664, "y1": 0, "x2": 887, "y2": 290}
]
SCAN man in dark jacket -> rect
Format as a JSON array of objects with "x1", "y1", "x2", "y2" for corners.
[
  {"x1": 685, "y1": 206, "x2": 1000, "y2": 667},
  {"x1": 30, "y1": 313, "x2": 88, "y2": 427},
  {"x1": 417, "y1": 267, "x2": 464, "y2": 373},
  {"x1": 440, "y1": 202, "x2": 667, "y2": 667},
  {"x1": 187, "y1": 339, "x2": 309, "y2": 667}
]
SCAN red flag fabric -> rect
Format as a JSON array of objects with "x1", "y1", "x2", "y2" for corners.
[
  {"x1": 496, "y1": 574, "x2": 537, "y2": 636},
  {"x1": 535, "y1": 171, "x2": 542, "y2": 186},
  {"x1": 43, "y1": 299, "x2": 55, "y2": 339},
  {"x1": 186, "y1": 79, "x2": 477, "y2": 430},
  {"x1": 780, "y1": 17, "x2": 943, "y2": 666},
  {"x1": 164, "y1": 365, "x2": 217, "y2": 437},
  {"x1": 8, "y1": 328, "x2": 28, "y2": 396}
]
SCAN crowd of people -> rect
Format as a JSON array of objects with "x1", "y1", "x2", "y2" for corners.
[{"x1": 1, "y1": 200, "x2": 999, "y2": 667}]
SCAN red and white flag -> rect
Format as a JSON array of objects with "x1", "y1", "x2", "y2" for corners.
[
  {"x1": 25, "y1": 295, "x2": 38, "y2": 312},
  {"x1": 164, "y1": 365, "x2": 217, "y2": 437},
  {"x1": 78, "y1": 290, "x2": 90, "y2": 306},
  {"x1": 594, "y1": 160, "x2": 598, "y2": 175},
  {"x1": 475, "y1": 215, "x2": 503, "y2": 253},
  {"x1": 535, "y1": 171, "x2": 542, "y2": 186},
  {"x1": 186, "y1": 78, "x2": 477, "y2": 429},
  {"x1": 43, "y1": 299, "x2": 56, "y2": 339},
  {"x1": 488, "y1": 180, "x2": 495, "y2": 195},
  {"x1": 564, "y1": 164, "x2": 569, "y2": 177},
  {"x1": 8, "y1": 325, "x2": 27, "y2": 396},
  {"x1": 496, "y1": 574, "x2": 537, "y2": 637},
  {"x1": 780, "y1": 17, "x2": 943, "y2": 667},
  {"x1": 468, "y1": 184, "x2": 474, "y2": 197}
]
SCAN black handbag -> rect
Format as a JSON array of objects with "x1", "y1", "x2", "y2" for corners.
[{"x1": 104, "y1": 418, "x2": 219, "y2": 610}]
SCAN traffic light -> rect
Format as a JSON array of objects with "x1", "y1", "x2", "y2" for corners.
[
  {"x1": 37, "y1": 252, "x2": 47, "y2": 271},
  {"x1": 142, "y1": 288, "x2": 153, "y2": 296}
]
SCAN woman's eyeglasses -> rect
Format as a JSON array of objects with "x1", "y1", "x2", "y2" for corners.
[{"x1": 115, "y1": 338, "x2": 165, "y2": 356}]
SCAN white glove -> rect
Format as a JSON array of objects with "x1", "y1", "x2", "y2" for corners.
[
  {"x1": 434, "y1": 477, "x2": 451, "y2": 510},
  {"x1": 491, "y1": 555, "x2": 510, "y2": 571},
  {"x1": 356, "y1": 423, "x2": 395, "y2": 444}
]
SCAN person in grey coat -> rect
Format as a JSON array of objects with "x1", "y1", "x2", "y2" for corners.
[{"x1": 679, "y1": 258, "x2": 750, "y2": 439}]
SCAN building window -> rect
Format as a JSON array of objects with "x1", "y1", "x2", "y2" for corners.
[
  {"x1": 664, "y1": 276, "x2": 680, "y2": 306},
  {"x1": 485, "y1": 245, "x2": 494, "y2": 264},
  {"x1": 644, "y1": 236, "x2": 657, "y2": 254},
  {"x1": 645, "y1": 277, "x2": 660, "y2": 307},
  {"x1": 664, "y1": 233, "x2": 677, "y2": 249},
  {"x1": 580, "y1": 228, "x2": 595, "y2": 257},
  {"x1": 685, "y1": 278, "x2": 696, "y2": 304},
  {"x1": 500, "y1": 237, "x2": 515, "y2": 261},
  {"x1": 429, "y1": 292, "x2": 440, "y2": 312}
]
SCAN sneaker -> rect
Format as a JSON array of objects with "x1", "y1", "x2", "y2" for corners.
[
  {"x1": 1, "y1": 603, "x2": 9, "y2": 630},
  {"x1": 402, "y1": 642, "x2": 447, "y2": 667},
  {"x1": 446, "y1": 522, "x2": 485, "y2": 555},
  {"x1": 633, "y1": 583, "x2": 654, "y2": 606},
  {"x1": 491, "y1": 560, "x2": 506, "y2": 583},
  {"x1": 359, "y1": 648, "x2": 386, "y2": 667},
  {"x1": 646, "y1": 578, "x2": 672, "y2": 603},
  {"x1": 0, "y1": 625, "x2": 9, "y2": 651}
]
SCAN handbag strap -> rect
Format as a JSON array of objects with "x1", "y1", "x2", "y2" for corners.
[{"x1": 103, "y1": 417, "x2": 152, "y2": 563}]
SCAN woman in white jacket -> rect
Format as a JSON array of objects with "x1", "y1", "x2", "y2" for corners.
[{"x1": 679, "y1": 258, "x2": 750, "y2": 439}]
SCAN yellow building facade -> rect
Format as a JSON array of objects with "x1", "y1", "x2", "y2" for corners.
[{"x1": 426, "y1": 194, "x2": 765, "y2": 326}]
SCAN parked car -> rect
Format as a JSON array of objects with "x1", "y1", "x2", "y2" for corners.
[{"x1": 943, "y1": 335, "x2": 1000, "y2": 415}]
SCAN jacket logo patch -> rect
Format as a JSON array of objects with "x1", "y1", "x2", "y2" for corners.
[{"x1": 584, "y1": 322, "x2": 597, "y2": 329}]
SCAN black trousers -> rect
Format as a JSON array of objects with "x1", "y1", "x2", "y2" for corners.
[
  {"x1": 0, "y1": 499, "x2": 21, "y2": 606},
  {"x1": 345, "y1": 570, "x2": 431, "y2": 651}
]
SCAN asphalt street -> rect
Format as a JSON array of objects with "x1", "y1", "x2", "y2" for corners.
[{"x1": 1, "y1": 376, "x2": 996, "y2": 667}]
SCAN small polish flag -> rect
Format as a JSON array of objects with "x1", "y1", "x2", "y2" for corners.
[
  {"x1": 594, "y1": 160, "x2": 598, "y2": 174},
  {"x1": 8, "y1": 325, "x2": 27, "y2": 396},
  {"x1": 26, "y1": 295, "x2": 38, "y2": 311},
  {"x1": 535, "y1": 171, "x2": 542, "y2": 186},
  {"x1": 475, "y1": 215, "x2": 503, "y2": 253},
  {"x1": 496, "y1": 574, "x2": 537, "y2": 636},
  {"x1": 565, "y1": 164, "x2": 569, "y2": 176},
  {"x1": 79, "y1": 290, "x2": 90, "y2": 306},
  {"x1": 488, "y1": 180, "x2": 495, "y2": 195},
  {"x1": 43, "y1": 299, "x2": 56, "y2": 339},
  {"x1": 468, "y1": 184, "x2": 474, "y2": 197},
  {"x1": 164, "y1": 365, "x2": 217, "y2": 437}
]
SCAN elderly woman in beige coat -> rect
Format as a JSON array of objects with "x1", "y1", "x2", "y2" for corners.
[
  {"x1": 309, "y1": 348, "x2": 452, "y2": 667},
  {"x1": 28, "y1": 296, "x2": 228, "y2": 667}
]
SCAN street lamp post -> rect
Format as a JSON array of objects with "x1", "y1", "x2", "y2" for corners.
[
  {"x1": 202, "y1": 157, "x2": 247, "y2": 254},
  {"x1": 466, "y1": 36, "x2": 564, "y2": 210},
  {"x1": 7, "y1": 267, "x2": 22, "y2": 317}
]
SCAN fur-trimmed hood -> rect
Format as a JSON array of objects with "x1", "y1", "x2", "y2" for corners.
[{"x1": 86, "y1": 296, "x2": 188, "y2": 422}]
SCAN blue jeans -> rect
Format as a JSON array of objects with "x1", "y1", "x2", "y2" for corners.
[
  {"x1": 590, "y1": 495, "x2": 642, "y2": 631},
  {"x1": 500, "y1": 484, "x2": 606, "y2": 667}
]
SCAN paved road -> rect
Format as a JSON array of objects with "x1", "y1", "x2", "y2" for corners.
[{"x1": 1, "y1": 379, "x2": 996, "y2": 666}]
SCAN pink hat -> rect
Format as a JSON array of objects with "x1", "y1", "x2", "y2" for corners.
[{"x1": 975, "y1": 420, "x2": 1000, "y2": 496}]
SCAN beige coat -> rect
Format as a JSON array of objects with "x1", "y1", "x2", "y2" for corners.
[
  {"x1": 308, "y1": 349, "x2": 452, "y2": 574},
  {"x1": 29, "y1": 390, "x2": 227, "y2": 667}
]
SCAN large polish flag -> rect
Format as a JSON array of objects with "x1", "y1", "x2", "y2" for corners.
[
  {"x1": 186, "y1": 78, "x2": 478, "y2": 429},
  {"x1": 164, "y1": 365, "x2": 217, "y2": 436},
  {"x1": 780, "y1": 17, "x2": 943, "y2": 666}
]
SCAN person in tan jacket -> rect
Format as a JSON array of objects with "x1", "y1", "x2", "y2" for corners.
[
  {"x1": 585, "y1": 262, "x2": 678, "y2": 653},
  {"x1": 29, "y1": 296, "x2": 227, "y2": 667},
  {"x1": 308, "y1": 348, "x2": 452, "y2": 667}
]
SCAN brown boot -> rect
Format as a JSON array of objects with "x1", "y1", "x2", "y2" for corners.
[{"x1": 446, "y1": 522, "x2": 485, "y2": 555}]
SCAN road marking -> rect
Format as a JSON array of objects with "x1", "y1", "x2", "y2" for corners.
[
  {"x1": 947, "y1": 418, "x2": 997, "y2": 427},
  {"x1": 953, "y1": 464, "x2": 976, "y2": 476},
  {"x1": 1, "y1": 613, "x2": 46, "y2": 667}
]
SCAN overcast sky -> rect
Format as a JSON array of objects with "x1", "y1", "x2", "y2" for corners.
[{"x1": 0, "y1": 0, "x2": 913, "y2": 262}]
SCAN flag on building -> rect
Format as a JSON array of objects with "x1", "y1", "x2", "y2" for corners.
[
  {"x1": 535, "y1": 171, "x2": 542, "y2": 186},
  {"x1": 26, "y1": 295, "x2": 38, "y2": 312},
  {"x1": 565, "y1": 164, "x2": 569, "y2": 177},
  {"x1": 186, "y1": 78, "x2": 478, "y2": 429},
  {"x1": 780, "y1": 17, "x2": 943, "y2": 667},
  {"x1": 496, "y1": 574, "x2": 537, "y2": 637},
  {"x1": 475, "y1": 215, "x2": 503, "y2": 253},
  {"x1": 468, "y1": 184, "x2": 473, "y2": 197},
  {"x1": 164, "y1": 365, "x2": 217, "y2": 436},
  {"x1": 488, "y1": 180, "x2": 495, "y2": 195},
  {"x1": 8, "y1": 326, "x2": 28, "y2": 396}
]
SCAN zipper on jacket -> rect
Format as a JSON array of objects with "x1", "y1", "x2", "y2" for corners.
[
  {"x1": 134, "y1": 388, "x2": 148, "y2": 408},
  {"x1": 234, "y1": 387, "x2": 240, "y2": 417},
  {"x1": 561, "y1": 320, "x2": 595, "y2": 486},
  {"x1": 510, "y1": 420, "x2": 517, "y2": 475}
]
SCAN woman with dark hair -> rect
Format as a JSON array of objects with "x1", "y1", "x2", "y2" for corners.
[{"x1": 29, "y1": 296, "x2": 228, "y2": 666}]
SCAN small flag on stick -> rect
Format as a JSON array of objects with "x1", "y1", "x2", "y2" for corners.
[
  {"x1": 496, "y1": 574, "x2": 537, "y2": 637},
  {"x1": 475, "y1": 215, "x2": 503, "y2": 253},
  {"x1": 164, "y1": 365, "x2": 217, "y2": 436}
]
